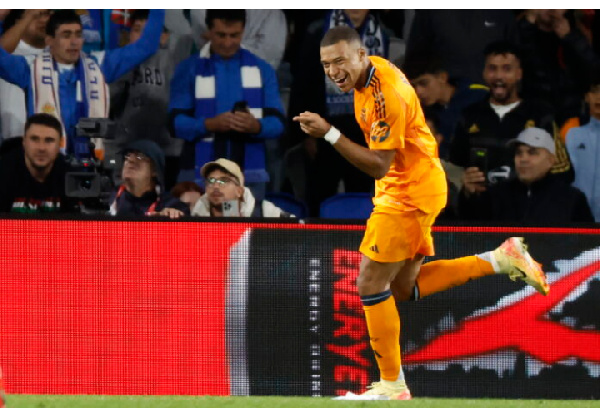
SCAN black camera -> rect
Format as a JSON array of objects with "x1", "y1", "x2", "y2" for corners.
[{"x1": 65, "y1": 118, "x2": 116, "y2": 211}]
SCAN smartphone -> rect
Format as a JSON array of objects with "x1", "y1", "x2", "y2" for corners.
[
  {"x1": 232, "y1": 101, "x2": 249, "y2": 113},
  {"x1": 222, "y1": 199, "x2": 240, "y2": 217},
  {"x1": 469, "y1": 147, "x2": 488, "y2": 174}
]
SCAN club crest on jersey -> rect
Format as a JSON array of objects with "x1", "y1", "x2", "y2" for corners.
[{"x1": 370, "y1": 121, "x2": 390, "y2": 143}]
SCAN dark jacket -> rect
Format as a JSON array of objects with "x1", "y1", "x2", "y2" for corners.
[
  {"x1": 516, "y1": 17, "x2": 600, "y2": 124},
  {"x1": 458, "y1": 173, "x2": 594, "y2": 224},
  {"x1": 109, "y1": 189, "x2": 189, "y2": 217},
  {"x1": 0, "y1": 145, "x2": 75, "y2": 213},
  {"x1": 449, "y1": 98, "x2": 572, "y2": 179},
  {"x1": 424, "y1": 78, "x2": 488, "y2": 160},
  {"x1": 406, "y1": 10, "x2": 517, "y2": 83}
]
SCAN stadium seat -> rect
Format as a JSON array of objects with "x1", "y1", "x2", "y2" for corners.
[
  {"x1": 319, "y1": 192, "x2": 374, "y2": 219},
  {"x1": 265, "y1": 192, "x2": 308, "y2": 219}
]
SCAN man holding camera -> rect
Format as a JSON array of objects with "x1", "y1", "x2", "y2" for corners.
[
  {"x1": 449, "y1": 41, "x2": 571, "y2": 187},
  {"x1": 0, "y1": 113, "x2": 75, "y2": 213},
  {"x1": 458, "y1": 127, "x2": 593, "y2": 223},
  {"x1": 108, "y1": 139, "x2": 188, "y2": 218},
  {"x1": 169, "y1": 9, "x2": 284, "y2": 201}
]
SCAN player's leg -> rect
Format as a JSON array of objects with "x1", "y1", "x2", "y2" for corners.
[
  {"x1": 356, "y1": 210, "x2": 426, "y2": 400},
  {"x1": 409, "y1": 237, "x2": 549, "y2": 300},
  {"x1": 357, "y1": 255, "x2": 412, "y2": 400}
]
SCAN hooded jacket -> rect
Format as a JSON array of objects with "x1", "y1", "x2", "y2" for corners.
[{"x1": 191, "y1": 187, "x2": 291, "y2": 218}]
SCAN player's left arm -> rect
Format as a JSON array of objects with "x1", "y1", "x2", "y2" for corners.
[{"x1": 293, "y1": 111, "x2": 394, "y2": 179}]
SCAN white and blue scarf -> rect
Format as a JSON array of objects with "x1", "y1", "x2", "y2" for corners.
[
  {"x1": 31, "y1": 51, "x2": 109, "y2": 154},
  {"x1": 323, "y1": 10, "x2": 388, "y2": 116},
  {"x1": 193, "y1": 42, "x2": 266, "y2": 181}
]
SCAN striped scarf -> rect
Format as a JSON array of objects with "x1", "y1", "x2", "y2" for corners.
[
  {"x1": 193, "y1": 43, "x2": 265, "y2": 181},
  {"x1": 31, "y1": 51, "x2": 109, "y2": 155}
]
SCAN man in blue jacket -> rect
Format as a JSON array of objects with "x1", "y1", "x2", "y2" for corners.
[
  {"x1": 169, "y1": 9, "x2": 284, "y2": 201},
  {"x1": 0, "y1": 9, "x2": 165, "y2": 159}
]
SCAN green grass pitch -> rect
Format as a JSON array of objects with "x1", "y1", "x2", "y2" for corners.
[{"x1": 5, "y1": 395, "x2": 600, "y2": 408}]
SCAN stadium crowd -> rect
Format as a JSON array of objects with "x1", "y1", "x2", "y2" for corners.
[{"x1": 0, "y1": 8, "x2": 599, "y2": 222}]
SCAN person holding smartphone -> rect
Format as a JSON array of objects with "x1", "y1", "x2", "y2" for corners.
[{"x1": 191, "y1": 158, "x2": 293, "y2": 218}]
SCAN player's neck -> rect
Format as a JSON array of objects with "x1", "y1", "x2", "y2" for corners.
[{"x1": 356, "y1": 62, "x2": 374, "y2": 91}]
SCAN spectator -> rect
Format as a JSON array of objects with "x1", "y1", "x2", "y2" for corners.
[
  {"x1": 0, "y1": 10, "x2": 51, "y2": 141},
  {"x1": 403, "y1": 55, "x2": 487, "y2": 159},
  {"x1": 0, "y1": 9, "x2": 165, "y2": 160},
  {"x1": 287, "y1": 9, "x2": 390, "y2": 216},
  {"x1": 108, "y1": 139, "x2": 188, "y2": 218},
  {"x1": 449, "y1": 41, "x2": 571, "y2": 185},
  {"x1": 516, "y1": 10, "x2": 600, "y2": 125},
  {"x1": 109, "y1": 9, "x2": 193, "y2": 191},
  {"x1": 425, "y1": 116, "x2": 462, "y2": 220},
  {"x1": 169, "y1": 10, "x2": 284, "y2": 203},
  {"x1": 171, "y1": 180, "x2": 203, "y2": 212},
  {"x1": 406, "y1": 10, "x2": 518, "y2": 84},
  {"x1": 192, "y1": 158, "x2": 292, "y2": 218},
  {"x1": 566, "y1": 74, "x2": 600, "y2": 221},
  {"x1": 0, "y1": 113, "x2": 75, "y2": 213},
  {"x1": 189, "y1": 9, "x2": 287, "y2": 70},
  {"x1": 459, "y1": 127, "x2": 593, "y2": 223}
]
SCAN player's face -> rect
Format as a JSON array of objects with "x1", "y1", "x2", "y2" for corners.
[
  {"x1": 23, "y1": 124, "x2": 61, "y2": 171},
  {"x1": 205, "y1": 169, "x2": 243, "y2": 207},
  {"x1": 586, "y1": 86, "x2": 600, "y2": 120},
  {"x1": 514, "y1": 144, "x2": 555, "y2": 185},
  {"x1": 320, "y1": 40, "x2": 367, "y2": 93},
  {"x1": 207, "y1": 19, "x2": 244, "y2": 60},
  {"x1": 47, "y1": 23, "x2": 84, "y2": 64},
  {"x1": 411, "y1": 73, "x2": 446, "y2": 106},
  {"x1": 483, "y1": 53, "x2": 522, "y2": 105}
]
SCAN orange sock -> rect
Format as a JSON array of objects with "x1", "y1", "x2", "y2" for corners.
[
  {"x1": 362, "y1": 291, "x2": 401, "y2": 381},
  {"x1": 416, "y1": 256, "x2": 494, "y2": 299}
]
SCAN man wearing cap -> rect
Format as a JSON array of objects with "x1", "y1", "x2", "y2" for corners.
[
  {"x1": 459, "y1": 127, "x2": 593, "y2": 223},
  {"x1": 191, "y1": 158, "x2": 292, "y2": 218},
  {"x1": 108, "y1": 139, "x2": 189, "y2": 218}
]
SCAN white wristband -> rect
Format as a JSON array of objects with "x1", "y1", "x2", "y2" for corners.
[{"x1": 324, "y1": 126, "x2": 341, "y2": 145}]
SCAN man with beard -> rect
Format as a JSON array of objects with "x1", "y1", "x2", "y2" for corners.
[
  {"x1": 0, "y1": 113, "x2": 75, "y2": 213},
  {"x1": 449, "y1": 41, "x2": 571, "y2": 189}
]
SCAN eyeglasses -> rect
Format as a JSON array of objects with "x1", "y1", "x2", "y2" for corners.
[
  {"x1": 124, "y1": 152, "x2": 150, "y2": 162},
  {"x1": 206, "y1": 176, "x2": 239, "y2": 187}
]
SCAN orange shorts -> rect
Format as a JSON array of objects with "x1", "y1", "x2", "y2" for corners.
[{"x1": 359, "y1": 208, "x2": 440, "y2": 263}]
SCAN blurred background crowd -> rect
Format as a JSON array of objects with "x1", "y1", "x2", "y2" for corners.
[{"x1": 0, "y1": 9, "x2": 599, "y2": 222}]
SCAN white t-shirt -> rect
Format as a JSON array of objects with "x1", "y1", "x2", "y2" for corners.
[
  {"x1": 0, "y1": 41, "x2": 45, "y2": 140},
  {"x1": 490, "y1": 100, "x2": 521, "y2": 120}
]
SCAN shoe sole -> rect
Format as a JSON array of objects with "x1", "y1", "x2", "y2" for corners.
[{"x1": 505, "y1": 237, "x2": 550, "y2": 295}]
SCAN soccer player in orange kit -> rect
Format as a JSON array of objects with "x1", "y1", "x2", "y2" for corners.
[{"x1": 294, "y1": 26, "x2": 550, "y2": 400}]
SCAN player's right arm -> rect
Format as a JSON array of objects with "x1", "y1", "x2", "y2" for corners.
[{"x1": 293, "y1": 111, "x2": 394, "y2": 179}]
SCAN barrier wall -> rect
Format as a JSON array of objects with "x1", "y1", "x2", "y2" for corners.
[{"x1": 0, "y1": 218, "x2": 599, "y2": 399}]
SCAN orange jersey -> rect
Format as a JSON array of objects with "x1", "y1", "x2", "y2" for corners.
[{"x1": 354, "y1": 56, "x2": 447, "y2": 213}]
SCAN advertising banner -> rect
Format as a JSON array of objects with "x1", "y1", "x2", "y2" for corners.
[{"x1": 0, "y1": 219, "x2": 598, "y2": 399}]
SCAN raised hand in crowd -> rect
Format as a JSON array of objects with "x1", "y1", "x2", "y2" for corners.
[{"x1": 461, "y1": 167, "x2": 487, "y2": 197}]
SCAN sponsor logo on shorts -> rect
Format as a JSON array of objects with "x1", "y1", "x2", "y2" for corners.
[{"x1": 369, "y1": 245, "x2": 380, "y2": 253}]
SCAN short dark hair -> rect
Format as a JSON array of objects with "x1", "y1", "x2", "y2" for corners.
[
  {"x1": 321, "y1": 26, "x2": 361, "y2": 48},
  {"x1": 24, "y1": 114, "x2": 63, "y2": 137},
  {"x1": 588, "y1": 70, "x2": 600, "y2": 91},
  {"x1": 171, "y1": 181, "x2": 203, "y2": 198},
  {"x1": 130, "y1": 9, "x2": 150, "y2": 26},
  {"x1": 402, "y1": 54, "x2": 446, "y2": 81},
  {"x1": 483, "y1": 40, "x2": 522, "y2": 64},
  {"x1": 205, "y1": 10, "x2": 246, "y2": 29},
  {"x1": 46, "y1": 9, "x2": 82, "y2": 37}
]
